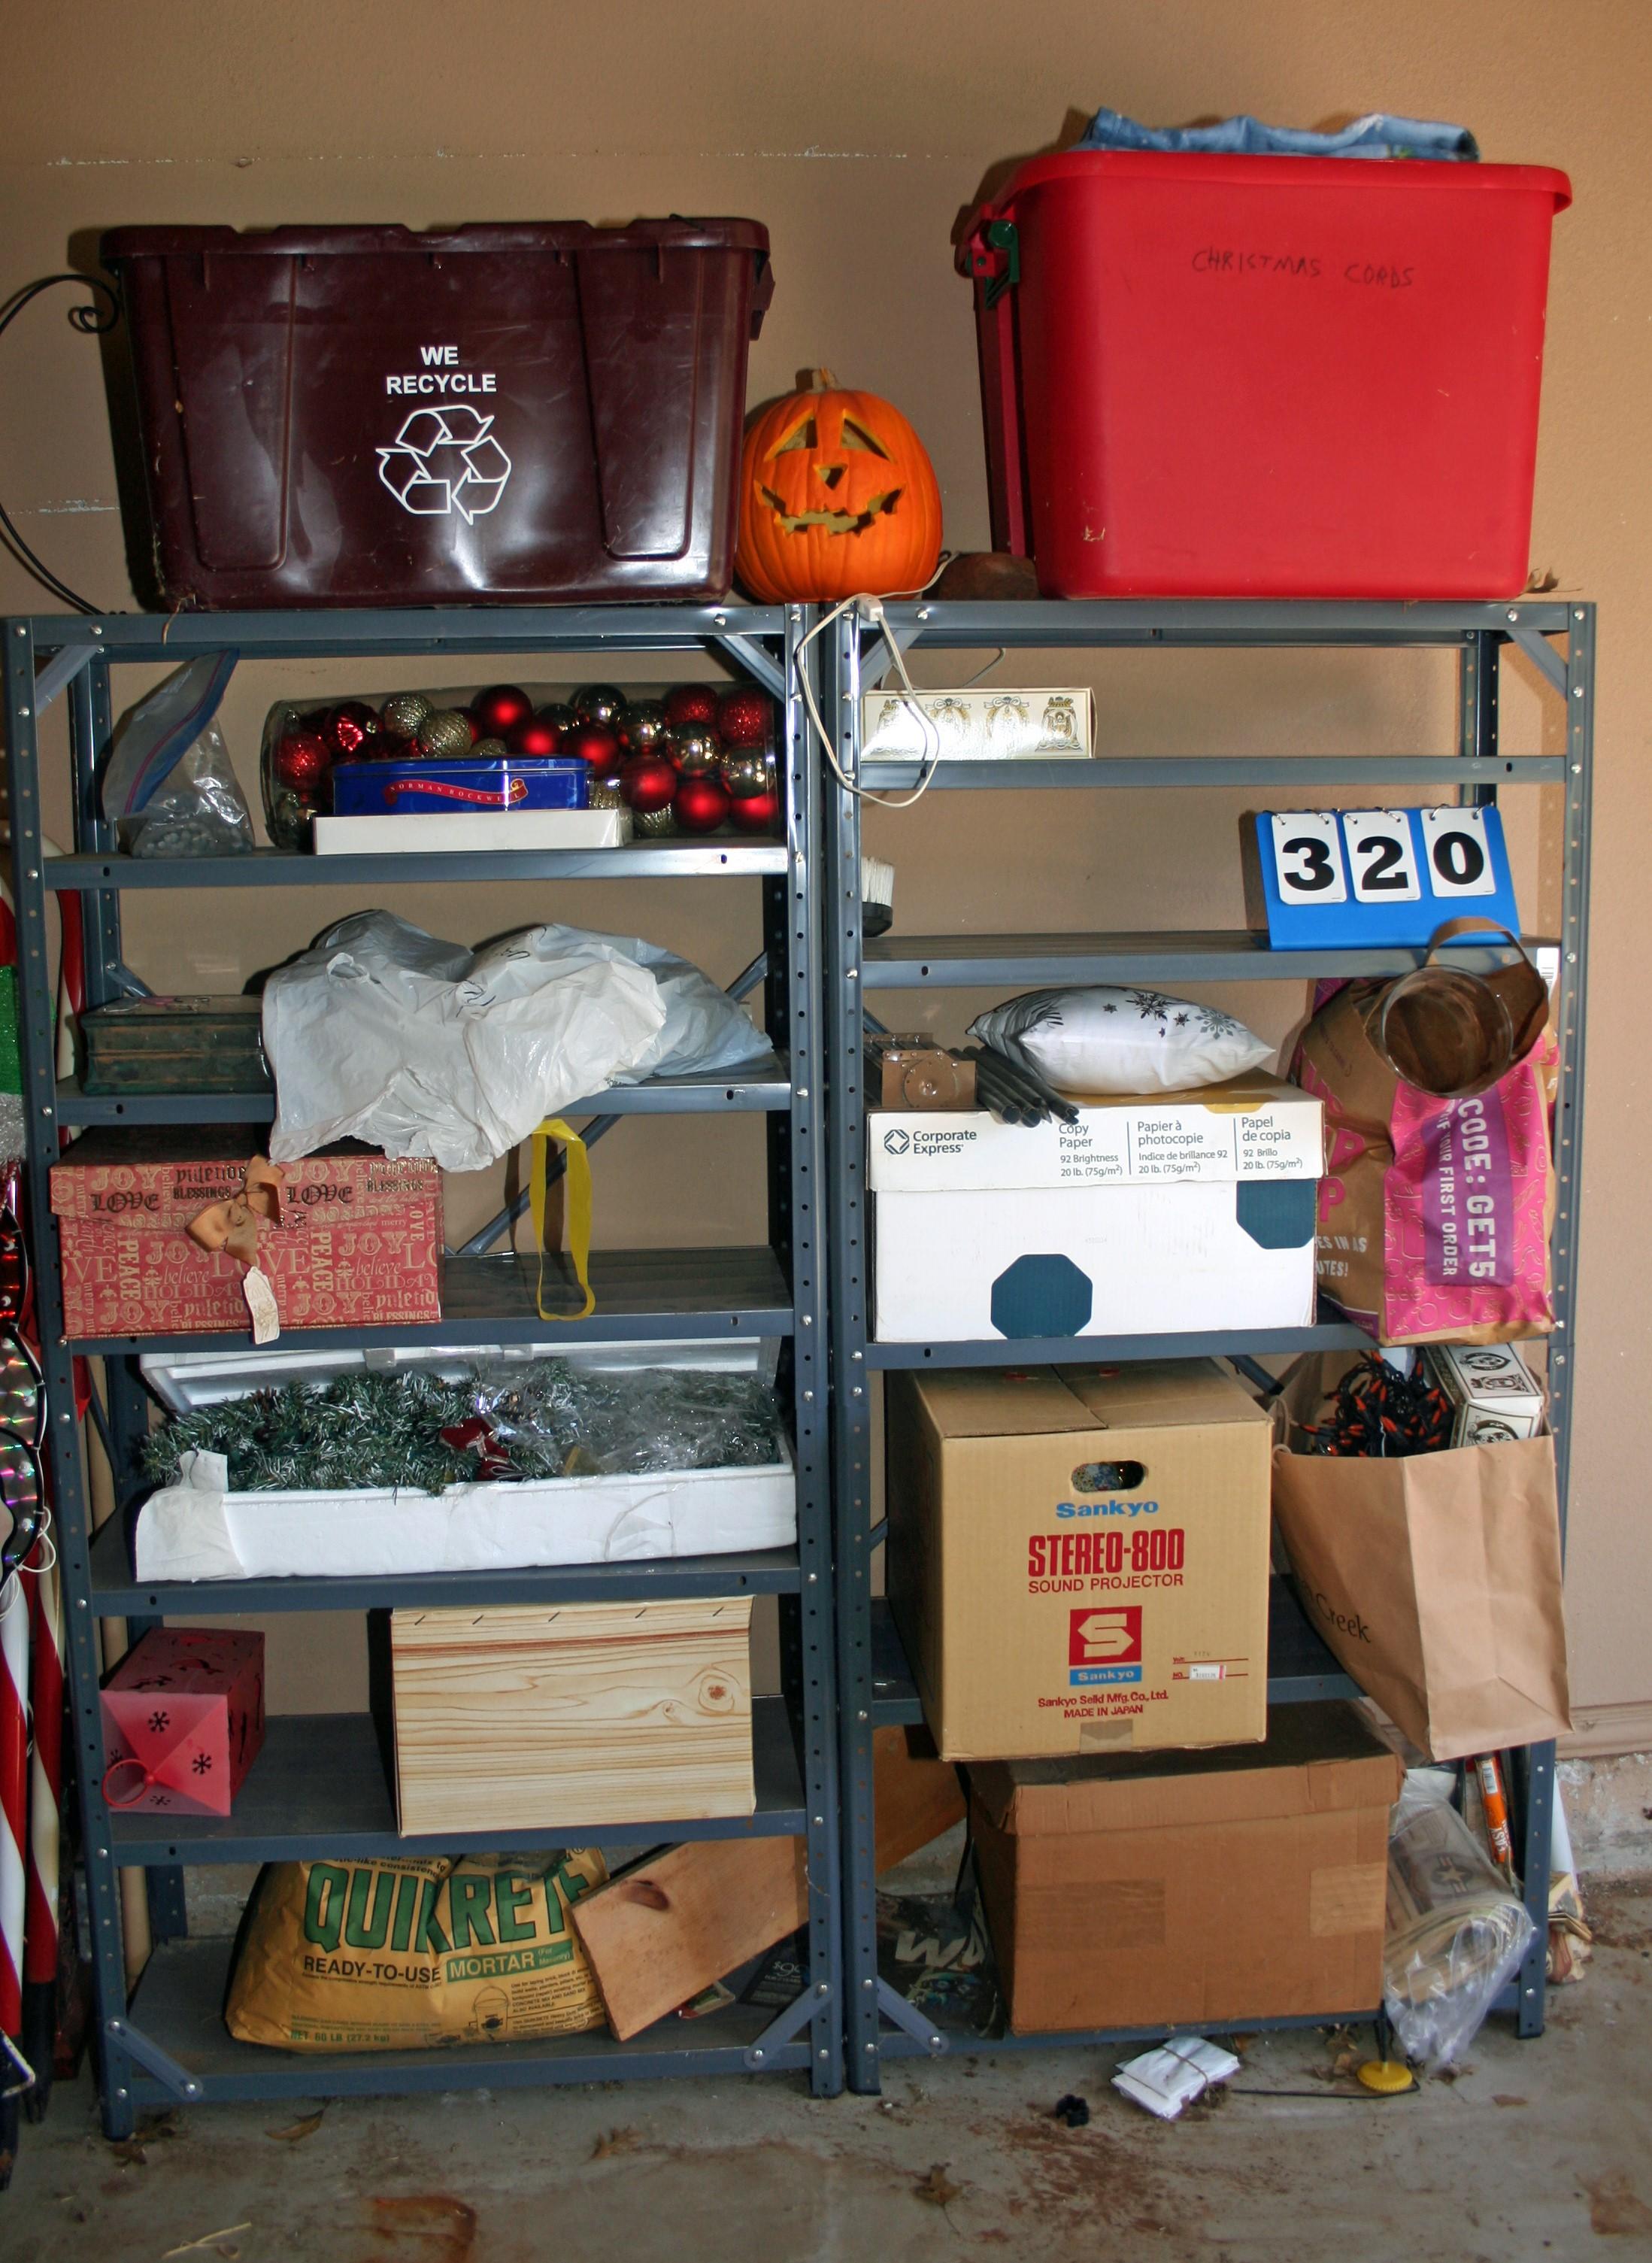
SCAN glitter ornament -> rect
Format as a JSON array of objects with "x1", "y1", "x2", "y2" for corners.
[
  {"x1": 717, "y1": 686, "x2": 775, "y2": 749},
  {"x1": 587, "y1": 778, "x2": 626, "y2": 809},
  {"x1": 673, "y1": 772, "x2": 732, "y2": 833},
  {"x1": 729, "y1": 787, "x2": 781, "y2": 834},
  {"x1": 417, "y1": 708, "x2": 475, "y2": 757},
  {"x1": 620, "y1": 753, "x2": 677, "y2": 815},
  {"x1": 324, "y1": 699, "x2": 382, "y2": 759},
  {"x1": 620, "y1": 698, "x2": 669, "y2": 755},
  {"x1": 664, "y1": 683, "x2": 719, "y2": 729},
  {"x1": 469, "y1": 737, "x2": 508, "y2": 762},
  {"x1": 565, "y1": 721, "x2": 624, "y2": 781},
  {"x1": 571, "y1": 684, "x2": 629, "y2": 730},
  {"x1": 273, "y1": 730, "x2": 330, "y2": 793},
  {"x1": 381, "y1": 692, "x2": 432, "y2": 738},
  {"x1": 632, "y1": 804, "x2": 677, "y2": 839},
  {"x1": 505, "y1": 717, "x2": 564, "y2": 758},
  {"x1": 471, "y1": 684, "x2": 534, "y2": 738},
  {"x1": 665, "y1": 723, "x2": 720, "y2": 777}
]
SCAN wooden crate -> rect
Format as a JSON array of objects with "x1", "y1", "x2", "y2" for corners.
[{"x1": 390, "y1": 1598, "x2": 755, "y2": 1835}]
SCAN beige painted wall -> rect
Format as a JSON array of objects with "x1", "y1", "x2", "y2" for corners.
[{"x1": 3, "y1": 1, "x2": 1647, "y2": 1734}]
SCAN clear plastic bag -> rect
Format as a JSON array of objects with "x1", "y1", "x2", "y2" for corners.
[
  {"x1": 473, "y1": 1360, "x2": 787, "y2": 1477},
  {"x1": 126, "y1": 719, "x2": 256, "y2": 858},
  {"x1": 1383, "y1": 1776, "x2": 1537, "y2": 2070}
]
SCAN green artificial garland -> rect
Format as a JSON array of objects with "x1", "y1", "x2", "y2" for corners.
[{"x1": 143, "y1": 1361, "x2": 785, "y2": 1494}]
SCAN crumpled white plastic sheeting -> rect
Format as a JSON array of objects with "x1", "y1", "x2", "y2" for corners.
[{"x1": 263, "y1": 911, "x2": 769, "y2": 1173}]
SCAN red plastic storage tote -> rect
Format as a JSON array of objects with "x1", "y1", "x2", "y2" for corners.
[
  {"x1": 959, "y1": 153, "x2": 1570, "y2": 599},
  {"x1": 101, "y1": 220, "x2": 773, "y2": 609}
]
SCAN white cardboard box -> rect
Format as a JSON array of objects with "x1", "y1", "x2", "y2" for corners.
[
  {"x1": 868, "y1": 1076, "x2": 1322, "y2": 1194},
  {"x1": 1424, "y1": 1342, "x2": 1547, "y2": 1445},
  {"x1": 860, "y1": 686, "x2": 1094, "y2": 762},
  {"x1": 134, "y1": 1445, "x2": 796, "y2": 1583},
  {"x1": 871, "y1": 1181, "x2": 1317, "y2": 1341},
  {"x1": 868, "y1": 1076, "x2": 1322, "y2": 1342},
  {"x1": 313, "y1": 808, "x2": 632, "y2": 854}
]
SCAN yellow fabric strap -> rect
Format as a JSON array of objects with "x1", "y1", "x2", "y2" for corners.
[{"x1": 529, "y1": 1118, "x2": 596, "y2": 1321}]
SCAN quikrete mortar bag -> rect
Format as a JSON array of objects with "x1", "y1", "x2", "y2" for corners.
[{"x1": 226, "y1": 1850, "x2": 608, "y2": 2050}]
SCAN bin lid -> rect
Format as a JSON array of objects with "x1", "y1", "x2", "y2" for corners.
[
  {"x1": 957, "y1": 149, "x2": 1572, "y2": 269},
  {"x1": 102, "y1": 217, "x2": 771, "y2": 260}
]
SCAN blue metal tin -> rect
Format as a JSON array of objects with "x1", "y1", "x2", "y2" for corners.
[{"x1": 331, "y1": 755, "x2": 590, "y2": 815}]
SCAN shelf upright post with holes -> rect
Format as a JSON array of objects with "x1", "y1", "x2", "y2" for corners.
[
  {"x1": 3, "y1": 600, "x2": 841, "y2": 2132},
  {"x1": 823, "y1": 598, "x2": 1592, "y2": 2086}
]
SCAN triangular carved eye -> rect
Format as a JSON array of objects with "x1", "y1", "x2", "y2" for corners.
[
  {"x1": 773, "y1": 417, "x2": 818, "y2": 454},
  {"x1": 840, "y1": 418, "x2": 890, "y2": 457}
]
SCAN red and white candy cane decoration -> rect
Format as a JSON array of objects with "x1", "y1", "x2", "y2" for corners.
[
  {"x1": 0, "y1": 1576, "x2": 28, "y2": 2071},
  {"x1": 23, "y1": 1557, "x2": 62, "y2": 2076}
]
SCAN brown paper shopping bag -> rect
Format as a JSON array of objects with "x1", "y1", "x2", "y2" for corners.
[{"x1": 1270, "y1": 1364, "x2": 1569, "y2": 1761}]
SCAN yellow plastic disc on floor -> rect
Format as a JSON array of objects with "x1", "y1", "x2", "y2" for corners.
[{"x1": 1356, "y1": 2058, "x2": 1415, "y2": 2094}]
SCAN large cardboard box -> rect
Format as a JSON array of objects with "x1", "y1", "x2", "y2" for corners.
[
  {"x1": 867, "y1": 1077, "x2": 1321, "y2": 1342},
  {"x1": 887, "y1": 1361, "x2": 1272, "y2": 1761},
  {"x1": 51, "y1": 1127, "x2": 442, "y2": 1339},
  {"x1": 970, "y1": 1702, "x2": 1402, "y2": 2034}
]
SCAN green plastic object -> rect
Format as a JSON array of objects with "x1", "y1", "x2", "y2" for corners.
[{"x1": 0, "y1": 969, "x2": 20, "y2": 1096}]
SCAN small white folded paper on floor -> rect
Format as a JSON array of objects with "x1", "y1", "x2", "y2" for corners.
[{"x1": 1113, "y1": 2037, "x2": 1241, "y2": 2120}]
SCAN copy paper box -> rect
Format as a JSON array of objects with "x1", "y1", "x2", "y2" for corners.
[
  {"x1": 870, "y1": 1180, "x2": 1317, "y2": 1342},
  {"x1": 887, "y1": 1361, "x2": 1272, "y2": 1761},
  {"x1": 101, "y1": 1627, "x2": 265, "y2": 1817},
  {"x1": 51, "y1": 1125, "x2": 442, "y2": 1339},
  {"x1": 867, "y1": 1076, "x2": 1323, "y2": 1194},
  {"x1": 970, "y1": 1702, "x2": 1402, "y2": 2034},
  {"x1": 868, "y1": 1078, "x2": 1320, "y2": 1342}
]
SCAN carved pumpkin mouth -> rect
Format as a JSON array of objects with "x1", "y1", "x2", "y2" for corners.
[{"x1": 759, "y1": 484, "x2": 904, "y2": 536}]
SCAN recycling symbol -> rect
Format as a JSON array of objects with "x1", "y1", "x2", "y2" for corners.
[{"x1": 377, "y1": 405, "x2": 511, "y2": 524}]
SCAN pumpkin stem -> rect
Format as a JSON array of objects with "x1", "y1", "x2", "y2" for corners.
[{"x1": 802, "y1": 368, "x2": 836, "y2": 393}]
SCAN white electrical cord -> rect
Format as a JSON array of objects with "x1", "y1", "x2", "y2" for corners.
[{"x1": 793, "y1": 562, "x2": 955, "y2": 811}]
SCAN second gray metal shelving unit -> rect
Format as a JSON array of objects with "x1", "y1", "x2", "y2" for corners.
[
  {"x1": 822, "y1": 597, "x2": 1592, "y2": 2086},
  {"x1": 4, "y1": 600, "x2": 841, "y2": 2131}
]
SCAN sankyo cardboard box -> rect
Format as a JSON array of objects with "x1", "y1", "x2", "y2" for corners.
[
  {"x1": 970, "y1": 1702, "x2": 1402, "y2": 2034},
  {"x1": 867, "y1": 1076, "x2": 1321, "y2": 1342},
  {"x1": 887, "y1": 1361, "x2": 1272, "y2": 1761}
]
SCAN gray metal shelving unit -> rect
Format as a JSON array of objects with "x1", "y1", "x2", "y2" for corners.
[
  {"x1": 823, "y1": 597, "x2": 1592, "y2": 2085},
  {"x1": 3, "y1": 602, "x2": 841, "y2": 2131}
]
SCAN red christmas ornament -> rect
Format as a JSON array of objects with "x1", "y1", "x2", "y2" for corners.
[
  {"x1": 463, "y1": 710, "x2": 483, "y2": 744},
  {"x1": 717, "y1": 687, "x2": 774, "y2": 750},
  {"x1": 375, "y1": 732, "x2": 416, "y2": 764},
  {"x1": 323, "y1": 700, "x2": 382, "y2": 760},
  {"x1": 472, "y1": 684, "x2": 535, "y2": 739},
  {"x1": 565, "y1": 722, "x2": 624, "y2": 781},
  {"x1": 619, "y1": 753, "x2": 677, "y2": 816},
  {"x1": 664, "y1": 683, "x2": 719, "y2": 729},
  {"x1": 672, "y1": 772, "x2": 732, "y2": 833},
  {"x1": 505, "y1": 717, "x2": 565, "y2": 759},
  {"x1": 729, "y1": 787, "x2": 782, "y2": 834},
  {"x1": 273, "y1": 730, "x2": 330, "y2": 794}
]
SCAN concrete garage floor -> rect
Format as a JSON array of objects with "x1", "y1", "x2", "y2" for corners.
[{"x1": 6, "y1": 1876, "x2": 1650, "y2": 2263}]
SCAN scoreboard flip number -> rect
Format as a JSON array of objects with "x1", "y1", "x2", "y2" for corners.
[{"x1": 1256, "y1": 805, "x2": 1518, "y2": 947}]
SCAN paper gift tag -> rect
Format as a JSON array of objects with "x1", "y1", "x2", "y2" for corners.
[{"x1": 243, "y1": 1266, "x2": 280, "y2": 1345}]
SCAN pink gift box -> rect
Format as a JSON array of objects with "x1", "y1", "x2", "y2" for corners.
[{"x1": 101, "y1": 1627, "x2": 265, "y2": 1818}]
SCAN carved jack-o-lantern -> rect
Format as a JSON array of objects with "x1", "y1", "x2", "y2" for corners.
[{"x1": 735, "y1": 371, "x2": 943, "y2": 603}]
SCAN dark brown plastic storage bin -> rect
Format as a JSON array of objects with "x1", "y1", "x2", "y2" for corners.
[{"x1": 101, "y1": 220, "x2": 774, "y2": 609}]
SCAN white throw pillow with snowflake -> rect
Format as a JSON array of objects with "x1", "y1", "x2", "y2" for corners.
[{"x1": 968, "y1": 987, "x2": 1274, "y2": 1096}]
